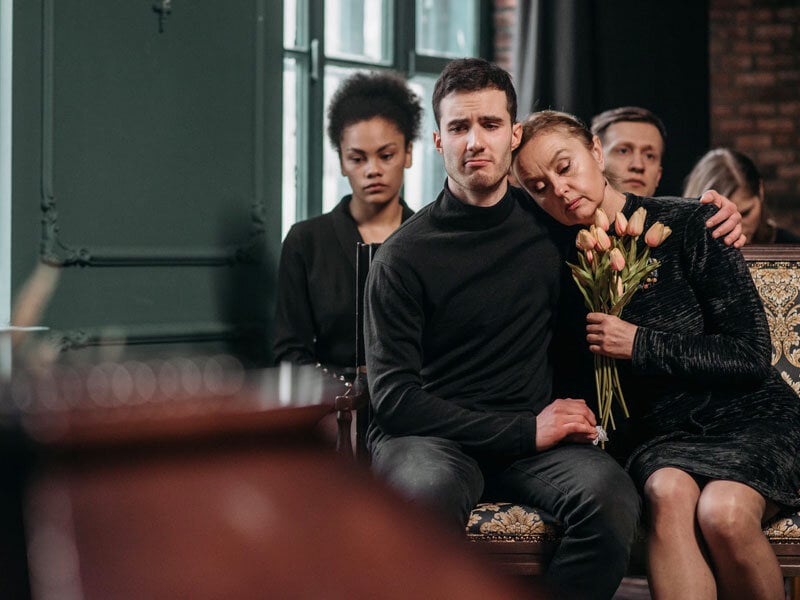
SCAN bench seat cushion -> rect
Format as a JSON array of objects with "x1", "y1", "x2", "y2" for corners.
[{"x1": 466, "y1": 502, "x2": 800, "y2": 544}]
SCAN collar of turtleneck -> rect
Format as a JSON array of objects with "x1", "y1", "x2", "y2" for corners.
[{"x1": 429, "y1": 182, "x2": 516, "y2": 231}]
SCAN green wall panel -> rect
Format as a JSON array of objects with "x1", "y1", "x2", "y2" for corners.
[{"x1": 12, "y1": 0, "x2": 283, "y2": 366}]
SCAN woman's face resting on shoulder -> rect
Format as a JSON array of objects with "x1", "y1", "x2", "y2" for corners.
[
  {"x1": 512, "y1": 126, "x2": 610, "y2": 228},
  {"x1": 338, "y1": 116, "x2": 413, "y2": 209}
]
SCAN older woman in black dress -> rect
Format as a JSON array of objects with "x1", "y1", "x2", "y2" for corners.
[{"x1": 512, "y1": 110, "x2": 800, "y2": 600}]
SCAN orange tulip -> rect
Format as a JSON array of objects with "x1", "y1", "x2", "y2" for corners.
[
  {"x1": 594, "y1": 207, "x2": 610, "y2": 232},
  {"x1": 626, "y1": 207, "x2": 646, "y2": 237},
  {"x1": 609, "y1": 248, "x2": 625, "y2": 271},
  {"x1": 593, "y1": 225, "x2": 612, "y2": 250},
  {"x1": 644, "y1": 222, "x2": 673, "y2": 247},
  {"x1": 614, "y1": 212, "x2": 628, "y2": 237},
  {"x1": 576, "y1": 229, "x2": 596, "y2": 251}
]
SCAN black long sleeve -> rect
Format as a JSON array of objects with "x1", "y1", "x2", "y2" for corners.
[{"x1": 365, "y1": 186, "x2": 565, "y2": 458}]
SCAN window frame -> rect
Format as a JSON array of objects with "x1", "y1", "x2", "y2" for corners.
[{"x1": 283, "y1": 0, "x2": 493, "y2": 228}]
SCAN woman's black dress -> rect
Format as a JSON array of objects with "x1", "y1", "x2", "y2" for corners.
[{"x1": 558, "y1": 194, "x2": 800, "y2": 508}]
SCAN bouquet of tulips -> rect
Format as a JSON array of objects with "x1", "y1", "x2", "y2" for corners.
[{"x1": 567, "y1": 207, "x2": 672, "y2": 436}]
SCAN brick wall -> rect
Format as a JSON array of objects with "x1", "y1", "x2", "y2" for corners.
[
  {"x1": 493, "y1": 0, "x2": 515, "y2": 72},
  {"x1": 709, "y1": 0, "x2": 800, "y2": 228},
  {"x1": 493, "y1": 0, "x2": 800, "y2": 229}
]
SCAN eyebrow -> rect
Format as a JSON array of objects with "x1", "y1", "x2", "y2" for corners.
[
  {"x1": 444, "y1": 115, "x2": 506, "y2": 127},
  {"x1": 548, "y1": 149, "x2": 570, "y2": 167},
  {"x1": 344, "y1": 142, "x2": 399, "y2": 154},
  {"x1": 612, "y1": 140, "x2": 660, "y2": 152}
]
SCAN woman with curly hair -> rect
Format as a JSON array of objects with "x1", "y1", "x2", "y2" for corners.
[{"x1": 273, "y1": 71, "x2": 423, "y2": 374}]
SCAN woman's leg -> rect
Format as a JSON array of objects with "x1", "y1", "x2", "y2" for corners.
[
  {"x1": 696, "y1": 480, "x2": 783, "y2": 600},
  {"x1": 644, "y1": 467, "x2": 716, "y2": 600}
]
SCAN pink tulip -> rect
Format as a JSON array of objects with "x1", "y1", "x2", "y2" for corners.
[
  {"x1": 644, "y1": 222, "x2": 673, "y2": 247},
  {"x1": 594, "y1": 208, "x2": 610, "y2": 232},
  {"x1": 576, "y1": 229, "x2": 597, "y2": 251},
  {"x1": 609, "y1": 248, "x2": 625, "y2": 271},
  {"x1": 626, "y1": 207, "x2": 646, "y2": 237},
  {"x1": 616, "y1": 277, "x2": 624, "y2": 298},
  {"x1": 614, "y1": 212, "x2": 628, "y2": 237},
  {"x1": 593, "y1": 226, "x2": 612, "y2": 250}
]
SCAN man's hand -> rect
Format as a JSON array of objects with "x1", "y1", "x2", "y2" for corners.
[
  {"x1": 535, "y1": 398, "x2": 598, "y2": 451},
  {"x1": 700, "y1": 189, "x2": 746, "y2": 248},
  {"x1": 586, "y1": 313, "x2": 637, "y2": 359}
]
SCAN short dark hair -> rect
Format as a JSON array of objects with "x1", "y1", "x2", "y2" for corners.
[
  {"x1": 432, "y1": 58, "x2": 517, "y2": 128},
  {"x1": 590, "y1": 106, "x2": 667, "y2": 149},
  {"x1": 326, "y1": 71, "x2": 423, "y2": 153}
]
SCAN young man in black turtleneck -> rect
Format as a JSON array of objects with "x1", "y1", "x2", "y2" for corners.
[{"x1": 363, "y1": 57, "x2": 638, "y2": 600}]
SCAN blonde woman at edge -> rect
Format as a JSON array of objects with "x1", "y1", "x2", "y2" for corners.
[{"x1": 684, "y1": 147, "x2": 800, "y2": 244}]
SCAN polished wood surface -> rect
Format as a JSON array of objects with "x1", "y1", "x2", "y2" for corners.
[{"x1": 3, "y1": 361, "x2": 543, "y2": 600}]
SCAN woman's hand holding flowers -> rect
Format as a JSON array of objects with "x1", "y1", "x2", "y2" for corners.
[
  {"x1": 586, "y1": 313, "x2": 637, "y2": 360},
  {"x1": 567, "y1": 206, "x2": 671, "y2": 437}
]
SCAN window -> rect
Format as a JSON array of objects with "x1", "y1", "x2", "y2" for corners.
[{"x1": 282, "y1": 0, "x2": 490, "y2": 237}]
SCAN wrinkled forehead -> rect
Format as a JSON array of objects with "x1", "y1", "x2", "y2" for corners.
[
  {"x1": 438, "y1": 88, "x2": 512, "y2": 123},
  {"x1": 515, "y1": 131, "x2": 581, "y2": 175}
]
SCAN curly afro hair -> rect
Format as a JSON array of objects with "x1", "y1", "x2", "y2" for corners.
[{"x1": 327, "y1": 71, "x2": 423, "y2": 153}]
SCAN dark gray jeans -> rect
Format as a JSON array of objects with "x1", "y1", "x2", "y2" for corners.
[{"x1": 370, "y1": 434, "x2": 640, "y2": 600}]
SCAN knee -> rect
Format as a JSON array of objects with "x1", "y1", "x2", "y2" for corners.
[
  {"x1": 696, "y1": 491, "x2": 761, "y2": 548},
  {"x1": 644, "y1": 468, "x2": 700, "y2": 517},
  {"x1": 568, "y1": 459, "x2": 641, "y2": 539},
  {"x1": 582, "y1": 460, "x2": 640, "y2": 512},
  {"x1": 371, "y1": 439, "x2": 482, "y2": 526}
]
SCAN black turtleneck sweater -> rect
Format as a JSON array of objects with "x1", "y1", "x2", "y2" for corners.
[{"x1": 364, "y1": 184, "x2": 568, "y2": 459}]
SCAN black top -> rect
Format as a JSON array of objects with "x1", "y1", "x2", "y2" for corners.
[
  {"x1": 559, "y1": 194, "x2": 800, "y2": 507},
  {"x1": 774, "y1": 226, "x2": 800, "y2": 244},
  {"x1": 272, "y1": 195, "x2": 414, "y2": 373},
  {"x1": 364, "y1": 184, "x2": 569, "y2": 459}
]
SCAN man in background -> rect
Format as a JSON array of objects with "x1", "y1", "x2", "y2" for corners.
[
  {"x1": 591, "y1": 106, "x2": 666, "y2": 197},
  {"x1": 591, "y1": 105, "x2": 745, "y2": 246}
]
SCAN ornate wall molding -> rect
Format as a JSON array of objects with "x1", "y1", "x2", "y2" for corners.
[
  {"x1": 39, "y1": 0, "x2": 267, "y2": 268},
  {"x1": 49, "y1": 321, "x2": 252, "y2": 352}
]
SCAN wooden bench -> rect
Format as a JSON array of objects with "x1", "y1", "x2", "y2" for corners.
[
  {"x1": 468, "y1": 245, "x2": 800, "y2": 582},
  {"x1": 335, "y1": 243, "x2": 800, "y2": 587}
]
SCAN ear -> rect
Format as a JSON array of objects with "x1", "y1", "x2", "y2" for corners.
[
  {"x1": 510, "y1": 122, "x2": 522, "y2": 151},
  {"x1": 404, "y1": 142, "x2": 413, "y2": 168},
  {"x1": 655, "y1": 165, "x2": 663, "y2": 188},
  {"x1": 339, "y1": 153, "x2": 346, "y2": 177},
  {"x1": 433, "y1": 130, "x2": 443, "y2": 155},
  {"x1": 591, "y1": 135, "x2": 605, "y2": 171},
  {"x1": 758, "y1": 180, "x2": 765, "y2": 202}
]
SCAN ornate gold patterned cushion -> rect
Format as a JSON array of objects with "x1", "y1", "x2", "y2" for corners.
[
  {"x1": 763, "y1": 510, "x2": 800, "y2": 542},
  {"x1": 466, "y1": 502, "x2": 561, "y2": 542},
  {"x1": 466, "y1": 504, "x2": 800, "y2": 545},
  {"x1": 747, "y1": 259, "x2": 800, "y2": 392}
]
